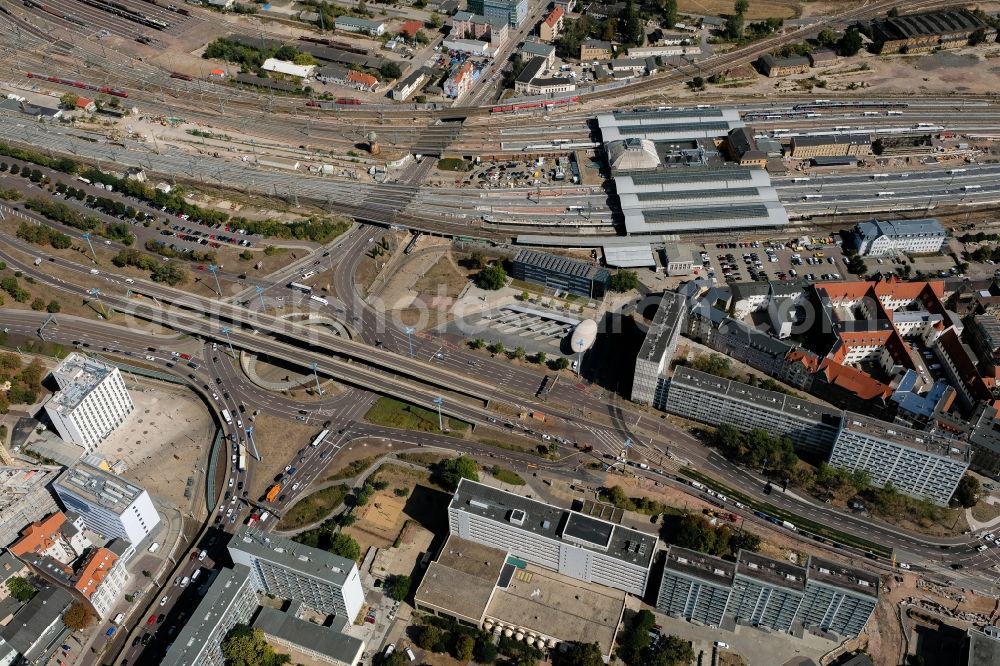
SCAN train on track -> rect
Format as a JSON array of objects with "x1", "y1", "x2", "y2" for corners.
[
  {"x1": 25, "y1": 72, "x2": 128, "y2": 98},
  {"x1": 169, "y1": 72, "x2": 193, "y2": 81},
  {"x1": 791, "y1": 100, "x2": 909, "y2": 111},
  {"x1": 305, "y1": 98, "x2": 362, "y2": 108},
  {"x1": 490, "y1": 96, "x2": 580, "y2": 114}
]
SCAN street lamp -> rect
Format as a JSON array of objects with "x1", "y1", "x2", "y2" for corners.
[
  {"x1": 433, "y1": 396, "x2": 445, "y2": 432},
  {"x1": 255, "y1": 285, "x2": 265, "y2": 310},
  {"x1": 221, "y1": 326, "x2": 236, "y2": 358},
  {"x1": 88, "y1": 288, "x2": 107, "y2": 318},
  {"x1": 81, "y1": 232, "x2": 97, "y2": 263},
  {"x1": 208, "y1": 264, "x2": 223, "y2": 296},
  {"x1": 310, "y1": 362, "x2": 324, "y2": 395},
  {"x1": 404, "y1": 326, "x2": 415, "y2": 358}
]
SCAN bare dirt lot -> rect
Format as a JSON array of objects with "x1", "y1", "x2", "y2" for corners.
[
  {"x1": 342, "y1": 464, "x2": 436, "y2": 554},
  {"x1": 248, "y1": 413, "x2": 328, "y2": 498},
  {"x1": 96, "y1": 378, "x2": 215, "y2": 515}
]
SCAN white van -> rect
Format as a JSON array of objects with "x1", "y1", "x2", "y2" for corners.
[
  {"x1": 147, "y1": 542, "x2": 160, "y2": 553},
  {"x1": 180, "y1": 576, "x2": 190, "y2": 587},
  {"x1": 405, "y1": 647, "x2": 416, "y2": 662},
  {"x1": 89, "y1": 269, "x2": 99, "y2": 275},
  {"x1": 125, "y1": 278, "x2": 134, "y2": 284},
  {"x1": 191, "y1": 569, "x2": 201, "y2": 581},
  {"x1": 113, "y1": 613, "x2": 125, "y2": 625}
]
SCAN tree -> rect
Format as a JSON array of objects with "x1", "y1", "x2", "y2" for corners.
[
  {"x1": 725, "y1": 13, "x2": 744, "y2": 39},
  {"x1": 621, "y1": 0, "x2": 643, "y2": 46},
  {"x1": 837, "y1": 26, "x2": 864, "y2": 56},
  {"x1": 646, "y1": 634, "x2": 695, "y2": 666},
  {"x1": 493, "y1": 341, "x2": 506, "y2": 356},
  {"x1": 63, "y1": 602, "x2": 96, "y2": 630},
  {"x1": 817, "y1": 28, "x2": 836, "y2": 47},
  {"x1": 430, "y1": 455, "x2": 479, "y2": 491},
  {"x1": 470, "y1": 337, "x2": 486, "y2": 350},
  {"x1": 45, "y1": 300, "x2": 60, "y2": 313},
  {"x1": 221, "y1": 625, "x2": 291, "y2": 666},
  {"x1": 429, "y1": 12, "x2": 443, "y2": 28},
  {"x1": 535, "y1": 351, "x2": 546, "y2": 365},
  {"x1": 887, "y1": 6, "x2": 899, "y2": 17},
  {"x1": 470, "y1": 250, "x2": 488, "y2": 268},
  {"x1": 477, "y1": 263, "x2": 508, "y2": 290},
  {"x1": 415, "y1": 624, "x2": 443, "y2": 650},
  {"x1": 5, "y1": 576, "x2": 36, "y2": 602},
  {"x1": 30, "y1": 297, "x2": 46, "y2": 311},
  {"x1": 734, "y1": 0, "x2": 750, "y2": 14},
  {"x1": 513, "y1": 346, "x2": 526, "y2": 360},
  {"x1": 954, "y1": 474, "x2": 981, "y2": 508},
  {"x1": 384, "y1": 653, "x2": 407, "y2": 666},
  {"x1": 616, "y1": 609, "x2": 655, "y2": 665},
  {"x1": 553, "y1": 357, "x2": 570, "y2": 370},
  {"x1": 554, "y1": 642, "x2": 604, "y2": 666},
  {"x1": 970, "y1": 27, "x2": 988, "y2": 46},
  {"x1": 474, "y1": 634, "x2": 499, "y2": 663},
  {"x1": 384, "y1": 574, "x2": 411, "y2": 601},
  {"x1": 454, "y1": 634, "x2": 475, "y2": 661},
  {"x1": 610, "y1": 269, "x2": 639, "y2": 292},
  {"x1": 380, "y1": 62, "x2": 402, "y2": 80},
  {"x1": 329, "y1": 532, "x2": 361, "y2": 561},
  {"x1": 661, "y1": 0, "x2": 678, "y2": 28},
  {"x1": 60, "y1": 93, "x2": 79, "y2": 109}
]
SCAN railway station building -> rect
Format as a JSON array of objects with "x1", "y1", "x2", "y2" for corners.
[{"x1": 511, "y1": 249, "x2": 611, "y2": 299}]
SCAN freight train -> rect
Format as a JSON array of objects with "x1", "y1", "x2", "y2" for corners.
[{"x1": 25, "y1": 72, "x2": 128, "y2": 98}]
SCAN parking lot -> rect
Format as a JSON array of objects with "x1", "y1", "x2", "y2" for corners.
[
  {"x1": 447, "y1": 305, "x2": 580, "y2": 357},
  {"x1": 696, "y1": 239, "x2": 851, "y2": 285}
]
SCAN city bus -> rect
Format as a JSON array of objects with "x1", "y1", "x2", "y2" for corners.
[
  {"x1": 221, "y1": 409, "x2": 233, "y2": 425},
  {"x1": 288, "y1": 282, "x2": 312, "y2": 293},
  {"x1": 309, "y1": 295, "x2": 329, "y2": 306},
  {"x1": 310, "y1": 429, "x2": 330, "y2": 447}
]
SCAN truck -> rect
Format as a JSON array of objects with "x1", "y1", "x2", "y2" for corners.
[
  {"x1": 238, "y1": 451, "x2": 247, "y2": 472},
  {"x1": 265, "y1": 484, "x2": 281, "y2": 502},
  {"x1": 781, "y1": 520, "x2": 797, "y2": 532},
  {"x1": 221, "y1": 409, "x2": 233, "y2": 426},
  {"x1": 34, "y1": 257, "x2": 42, "y2": 266}
]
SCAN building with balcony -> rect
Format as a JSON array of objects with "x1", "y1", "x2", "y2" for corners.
[{"x1": 43, "y1": 353, "x2": 133, "y2": 453}]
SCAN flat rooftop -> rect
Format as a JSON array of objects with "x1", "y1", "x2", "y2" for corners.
[
  {"x1": 637, "y1": 291, "x2": 686, "y2": 365},
  {"x1": 672, "y1": 366, "x2": 843, "y2": 424},
  {"x1": 513, "y1": 248, "x2": 609, "y2": 282},
  {"x1": 54, "y1": 462, "x2": 145, "y2": 511},
  {"x1": 841, "y1": 411, "x2": 970, "y2": 461},
  {"x1": 252, "y1": 605, "x2": 363, "y2": 664},
  {"x1": 414, "y1": 535, "x2": 506, "y2": 622},
  {"x1": 873, "y1": 9, "x2": 986, "y2": 40},
  {"x1": 161, "y1": 565, "x2": 253, "y2": 666},
  {"x1": 48, "y1": 353, "x2": 116, "y2": 414},
  {"x1": 0, "y1": 466, "x2": 60, "y2": 511},
  {"x1": 806, "y1": 555, "x2": 879, "y2": 599},
  {"x1": 736, "y1": 550, "x2": 806, "y2": 592},
  {"x1": 229, "y1": 525, "x2": 355, "y2": 588},
  {"x1": 485, "y1": 563, "x2": 624, "y2": 656},
  {"x1": 451, "y1": 480, "x2": 656, "y2": 568},
  {"x1": 664, "y1": 545, "x2": 735, "y2": 587}
]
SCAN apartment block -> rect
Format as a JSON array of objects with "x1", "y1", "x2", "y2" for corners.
[
  {"x1": 664, "y1": 366, "x2": 842, "y2": 457},
  {"x1": 72, "y1": 543, "x2": 129, "y2": 619},
  {"x1": 539, "y1": 5, "x2": 563, "y2": 42},
  {"x1": 727, "y1": 551, "x2": 806, "y2": 632},
  {"x1": 161, "y1": 565, "x2": 258, "y2": 666},
  {"x1": 797, "y1": 556, "x2": 879, "y2": 638},
  {"x1": 44, "y1": 353, "x2": 134, "y2": 453},
  {"x1": 0, "y1": 466, "x2": 61, "y2": 548},
  {"x1": 830, "y1": 413, "x2": 970, "y2": 505},
  {"x1": 0, "y1": 586, "x2": 74, "y2": 665},
  {"x1": 9, "y1": 512, "x2": 91, "y2": 565},
  {"x1": 448, "y1": 479, "x2": 656, "y2": 597},
  {"x1": 631, "y1": 291, "x2": 686, "y2": 405},
  {"x1": 228, "y1": 526, "x2": 364, "y2": 620},
  {"x1": 53, "y1": 462, "x2": 160, "y2": 545},
  {"x1": 656, "y1": 546, "x2": 734, "y2": 627},
  {"x1": 468, "y1": 0, "x2": 527, "y2": 26}
]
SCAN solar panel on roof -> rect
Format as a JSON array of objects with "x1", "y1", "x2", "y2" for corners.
[
  {"x1": 643, "y1": 204, "x2": 770, "y2": 223},
  {"x1": 627, "y1": 167, "x2": 752, "y2": 185},
  {"x1": 619, "y1": 121, "x2": 731, "y2": 136},
  {"x1": 634, "y1": 187, "x2": 760, "y2": 201}
]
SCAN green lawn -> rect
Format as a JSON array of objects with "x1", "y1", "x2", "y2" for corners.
[
  {"x1": 490, "y1": 466, "x2": 525, "y2": 485},
  {"x1": 364, "y1": 397, "x2": 470, "y2": 433},
  {"x1": 275, "y1": 484, "x2": 349, "y2": 531}
]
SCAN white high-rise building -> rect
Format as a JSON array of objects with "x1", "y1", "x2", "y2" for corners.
[
  {"x1": 53, "y1": 462, "x2": 160, "y2": 545},
  {"x1": 44, "y1": 353, "x2": 133, "y2": 452},
  {"x1": 228, "y1": 526, "x2": 365, "y2": 621}
]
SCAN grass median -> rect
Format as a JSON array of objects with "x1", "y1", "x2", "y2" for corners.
[
  {"x1": 678, "y1": 468, "x2": 892, "y2": 558},
  {"x1": 276, "y1": 484, "x2": 350, "y2": 531},
  {"x1": 364, "y1": 397, "x2": 470, "y2": 433}
]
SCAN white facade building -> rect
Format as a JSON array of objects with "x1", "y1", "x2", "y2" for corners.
[
  {"x1": 228, "y1": 526, "x2": 365, "y2": 620},
  {"x1": 829, "y1": 413, "x2": 969, "y2": 505},
  {"x1": 161, "y1": 565, "x2": 258, "y2": 666},
  {"x1": 448, "y1": 479, "x2": 657, "y2": 597},
  {"x1": 852, "y1": 218, "x2": 946, "y2": 257},
  {"x1": 261, "y1": 58, "x2": 317, "y2": 79},
  {"x1": 53, "y1": 462, "x2": 160, "y2": 545},
  {"x1": 631, "y1": 292, "x2": 686, "y2": 405},
  {"x1": 44, "y1": 353, "x2": 133, "y2": 453},
  {"x1": 75, "y1": 544, "x2": 130, "y2": 619},
  {"x1": 334, "y1": 16, "x2": 385, "y2": 36},
  {"x1": 0, "y1": 466, "x2": 61, "y2": 548}
]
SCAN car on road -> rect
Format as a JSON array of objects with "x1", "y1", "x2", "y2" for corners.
[
  {"x1": 714, "y1": 642, "x2": 729, "y2": 649},
  {"x1": 159, "y1": 596, "x2": 169, "y2": 606},
  {"x1": 147, "y1": 615, "x2": 157, "y2": 625},
  {"x1": 198, "y1": 550, "x2": 208, "y2": 561},
  {"x1": 292, "y1": 482, "x2": 300, "y2": 491},
  {"x1": 898, "y1": 563, "x2": 911, "y2": 570},
  {"x1": 978, "y1": 544, "x2": 988, "y2": 552},
  {"x1": 157, "y1": 614, "x2": 165, "y2": 623}
]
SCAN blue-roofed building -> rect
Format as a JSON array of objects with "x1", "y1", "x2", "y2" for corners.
[
  {"x1": 468, "y1": 0, "x2": 528, "y2": 26},
  {"x1": 852, "y1": 218, "x2": 946, "y2": 256}
]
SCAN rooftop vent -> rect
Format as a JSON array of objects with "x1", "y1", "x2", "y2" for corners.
[
  {"x1": 676, "y1": 557, "x2": 689, "y2": 565},
  {"x1": 508, "y1": 509, "x2": 526, "y2": 526}
]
